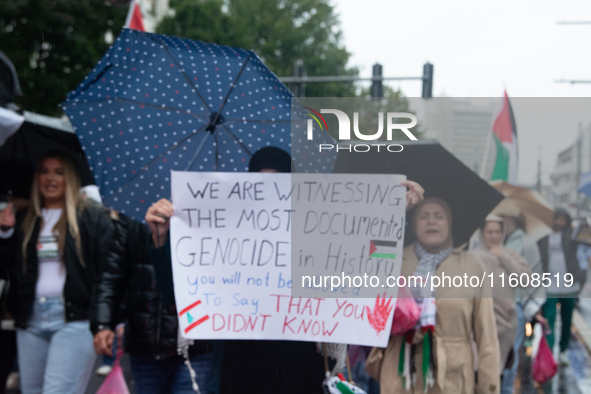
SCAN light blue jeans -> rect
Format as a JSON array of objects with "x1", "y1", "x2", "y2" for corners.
[
  {"x1": 501, "y1": 302, "x2": 525, "y2": 394},
  {"x1": 16, "y1": 296, "x2": 96, "y2": 394}
]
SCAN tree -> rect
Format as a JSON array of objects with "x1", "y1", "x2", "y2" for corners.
[
  {"x1": 157, "y1": 0, "x2": 358, "y2": 97},
  {"x1": 0, "y1": 0, "x2": 127, "y2": 116}
]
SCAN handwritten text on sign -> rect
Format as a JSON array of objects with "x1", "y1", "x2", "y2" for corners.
[
  {"x1": 290, "y1": 173, "x2": 407, "y2": 299},
  {"x1": 170, "y1": 171, "x2": 405, "y2": 346}
]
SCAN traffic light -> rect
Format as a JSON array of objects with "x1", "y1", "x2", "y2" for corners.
[
  {"x1": 371, "y1": 63, "x2": 383, "y2": 98},
  {"x1": 422, "y1": 62, "x2": 433, "y2": 98},
  {"x1": 291, "y1": 59, "x2": 305, "y2": 97}
]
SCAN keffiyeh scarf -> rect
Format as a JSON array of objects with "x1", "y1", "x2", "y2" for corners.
[{"x1": 398, "y1": 243, "x2": 451, "y2": 392}]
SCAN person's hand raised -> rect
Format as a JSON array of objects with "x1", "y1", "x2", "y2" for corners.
[
  {"x1": 146, "y1": 198, "x2": 174, "y2": 247},
  {"x1": 402, "y1": 180, "x2": 424, "y2": 211}
]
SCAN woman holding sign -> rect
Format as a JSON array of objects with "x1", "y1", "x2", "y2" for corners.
[
  {"x1": 145, "y1": 146, "x2": 425, "y2": 393},
  {"x1": 372, "y1": 198, "x2": 500, "y2": 394},
  {"x1": 0, "y1": 150, "x2": 114, "y2": 394}
]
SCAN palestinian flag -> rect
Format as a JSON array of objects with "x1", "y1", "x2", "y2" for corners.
[
  {"x1": 369, "y1": 240, "x2": 397, "y2": 259},
  {"x1": 490, "y1": 91, "x2": 518, "y2": 184}
]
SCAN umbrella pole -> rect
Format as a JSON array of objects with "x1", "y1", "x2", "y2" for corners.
[
  {"x1": 185, "y1": 131, "x2": 211, "y2": 171},
  {"x1": 184, "y1": 52, "x2": 254, "y2": 172}
]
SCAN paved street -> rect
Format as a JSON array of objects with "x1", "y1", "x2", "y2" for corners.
[
  {"x1": 525, "y1": 282, "x2": 591, "y2": 394},
  {"x1": 85, "y1": 354, "x2": 135, "y2": 394},
  {"x1": 8, "y1": 290, "x2": 591, "y2": 394}
]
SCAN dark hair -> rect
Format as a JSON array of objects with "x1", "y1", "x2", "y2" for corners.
[
  {"x1": 481, "y1": 220, "x2": 504, "y2": 233},
  {"x1": 554, "y1": 207, "x2": 572, "y2": 228},
  {"x1": 248, "y1": 147, "x2": 293, "y2": 173}
]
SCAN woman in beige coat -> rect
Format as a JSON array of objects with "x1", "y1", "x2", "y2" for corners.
[
  {"x1": 374, "y1": 198, "x2": 500, "y2": 394},
  {"x1": 471, "y1": 215, "x2": 532, "y2": 373}
]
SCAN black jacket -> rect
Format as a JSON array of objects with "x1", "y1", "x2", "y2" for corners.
[
  {"x1": 91, "y1": 214, "x2": 211, "y2": 359},
  {"x1": 538, "y1": 228, "x2": 584, "y2": 289},
  {"x1": 0, "y1": 204, "x2": 114, "y2": 328}
]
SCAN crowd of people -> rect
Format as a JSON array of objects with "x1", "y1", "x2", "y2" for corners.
[{"x1": 0, "y1": 146, "x2": 588, "y2": 394}]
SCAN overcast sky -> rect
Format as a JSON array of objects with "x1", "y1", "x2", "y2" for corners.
[{"x1": 335, "y1": 0, "x2": 591, "y2": 185}]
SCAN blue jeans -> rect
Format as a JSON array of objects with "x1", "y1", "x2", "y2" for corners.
[
  {"x1": 130, "y1": 352, "x2": 213, "y2": 394},
  {"x1": 16, "y1": 296, "x2": 96, "y2": 394},
  {"x1": 344, "y1": 360, "x2": 380, "y2": 394},
  {"x1": 501, "y1": 303, "x2": 525, "y2": 394}
]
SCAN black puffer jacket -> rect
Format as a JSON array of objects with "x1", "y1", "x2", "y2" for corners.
[
  {"x1": 91, "y1": 214, "x2": 207, "y2": 359},
  {"x1": 0, "y1": 203, "x2": 114, "y2": 328},
  {"x1": 538, "y1": 227, "x2": 583, "y2": 288}
]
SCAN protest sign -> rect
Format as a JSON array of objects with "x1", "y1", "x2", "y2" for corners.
[
  {"x1": 290, "y1": 173, "x2": 407, "y2": 299},
  {"x1": 170, "y1": 171, "x2": 406, "y2": 347}
]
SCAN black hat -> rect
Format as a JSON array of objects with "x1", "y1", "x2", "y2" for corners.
[{"x1": 248, "y1": 147, "x2": 293, "y2": 173}]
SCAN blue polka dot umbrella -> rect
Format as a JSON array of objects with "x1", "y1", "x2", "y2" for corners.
[{"x1": 62, "y1": 29, "x2": 336, "y2": 221}]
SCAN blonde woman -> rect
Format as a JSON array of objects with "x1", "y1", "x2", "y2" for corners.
[{"x1": 0, "y1": 151, "x2": 114, "y2": 394}]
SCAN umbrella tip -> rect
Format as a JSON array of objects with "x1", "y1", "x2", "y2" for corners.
[{"x1": 206, "y1": 112, "x2": 225, "y2": 132}]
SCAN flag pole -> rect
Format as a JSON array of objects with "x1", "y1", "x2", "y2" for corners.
[
  {"x1": 124, "y1": 0, "x2": 136, "y2": 28},
  {"x1": 480, "y1": 94, "x2": 506, "y2": 179},
  {"x1": 479, "y1": 118, "x2": 494, "y2": 179},
  {"x1": 123, "y1": 0, "x2": 146, "y2": 31}
]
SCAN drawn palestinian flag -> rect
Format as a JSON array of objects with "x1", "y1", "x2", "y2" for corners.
[
  {"x1": 178, "y1": 300, "x2": 210, "y2": 334},
  {"x1": 369, "y1": 240, "x2": 397, "y2": 259},
  {"x1": 490, "y1": 91, "x2": 518, "y2": 184}
]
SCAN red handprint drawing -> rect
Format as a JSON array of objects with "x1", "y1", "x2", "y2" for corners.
[{"x1": 365, "y1": 292, "x2": 393, "y2": 335}]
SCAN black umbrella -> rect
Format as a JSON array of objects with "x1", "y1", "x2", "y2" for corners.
[
  {"x1": 0, "y1": 113, "x2": 94, "y2": 199},
  {"x1": 0, "y1": 51, "x2": 22, "y2": 106},
  {"x1": 333, "y1": 140, "x2": 504, "y2": 247}
]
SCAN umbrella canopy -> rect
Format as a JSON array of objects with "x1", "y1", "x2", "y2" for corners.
[
  {"x1": 0, "y1": 106, "x2": 24, "y2": 146},
  {"x1": 62, "y1": 29, "x2": 336, "y2": 220},
  {"x1": 489, "y1": 180, "x2": 554, "y2": 241},
  {"x1": 333, "y1": 140, "x2": 505, "y2": 247},
  {"x1": 0, "y1": 111, "x2": 94, "y2": 199},
  {"x1": 0, "y1": 50, "x2": 22, "y2": 107}
]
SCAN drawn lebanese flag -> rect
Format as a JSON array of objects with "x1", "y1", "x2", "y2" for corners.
[{"x1": 178, "y1": 300, "x2": 210, "y2": 334}]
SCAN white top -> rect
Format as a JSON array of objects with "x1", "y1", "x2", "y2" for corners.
[
  {"x1": 548, "y1": 231, "x2": 580, "y2": 294},
  {"x1": 35, "y1": 209, "x2": 66, "y2": 297}
]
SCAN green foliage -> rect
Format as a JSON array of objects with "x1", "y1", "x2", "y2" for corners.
[
  {"x1": 157, "y1": 0, "x2": 358, "y2": 97},
  {"x1": 0, "y1": 0, "x2": 127, "y2": 116}
]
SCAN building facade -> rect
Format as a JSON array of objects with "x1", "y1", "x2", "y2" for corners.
[
  {"x1": 410, "y1": 97, "x2": 500, "y2": 179},
  {"x1": 550, "y1": 123, "x2": 591, "y2": 217}
]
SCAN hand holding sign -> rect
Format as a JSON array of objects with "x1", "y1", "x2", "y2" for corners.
[
  {"x1": 402, "y1": 180, "x2": 425, "y2": 211},
  {"x1": 146, "y1": 198, "x2": 174, "y2": 247}
]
